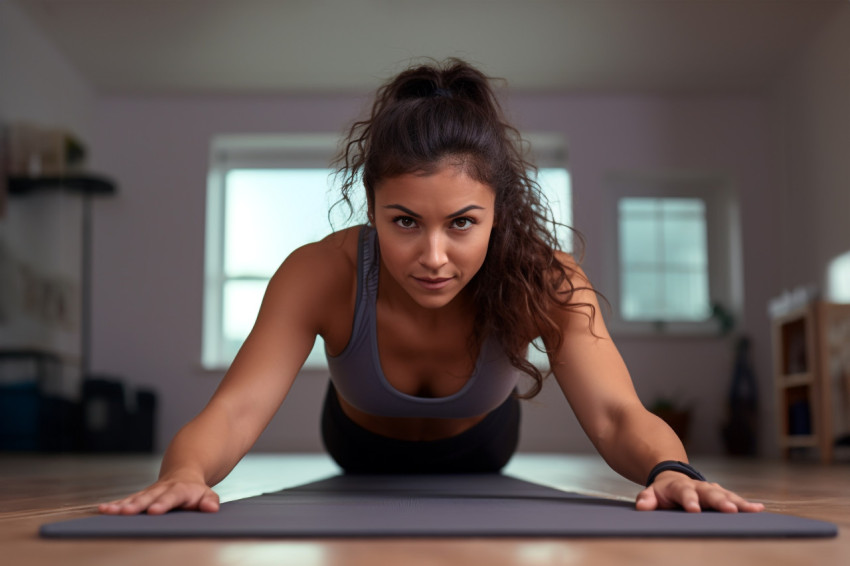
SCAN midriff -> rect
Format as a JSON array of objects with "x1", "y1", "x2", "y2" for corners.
[{"x1": 337, "y1": 395, "x2": 488, "y2": 441}]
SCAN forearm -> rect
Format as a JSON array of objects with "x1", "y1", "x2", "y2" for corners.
[
  {"x1": 157, "y1": 406, "x2": 253, "y2": 487},
  {"x1": 593, "y1": 404, "x2": 689, "y2": 486}
]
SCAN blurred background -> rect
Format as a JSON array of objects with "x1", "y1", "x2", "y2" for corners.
[{"x1": 1, "y1": 0, "x2": 848, "y2": 461}]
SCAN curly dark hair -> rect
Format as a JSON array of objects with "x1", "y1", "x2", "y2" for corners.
[{"x1": 334, "y1": 58, "x2": 598, "y2": 398}]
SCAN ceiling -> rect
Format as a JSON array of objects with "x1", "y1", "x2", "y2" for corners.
[{"x1": 12, "y1": 0, "x2": 844, "y2": 96}]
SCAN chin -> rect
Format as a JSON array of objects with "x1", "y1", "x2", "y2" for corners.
[
  {"x1": 407, "y1": 289, "x2": 463, "y2": 310},
  {"x1": 412, "y1": 295, "x2": 456, "y2": 310}
]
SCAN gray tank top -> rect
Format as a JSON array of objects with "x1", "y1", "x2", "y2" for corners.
[{"x1": 326, "y1": 226, "x2": 521, "y2": 419}]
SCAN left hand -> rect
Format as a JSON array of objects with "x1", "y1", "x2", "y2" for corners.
[{"x1": 635, "y1": 471, "x2": 765, "y2": 513}]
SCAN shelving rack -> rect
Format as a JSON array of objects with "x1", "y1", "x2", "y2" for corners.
[
  {"x1": 772, "y1": 300, "x2": 850, "y2": 463},
  {"x1": 6, "y1": 174, "x2": 117, "y2": 375}
]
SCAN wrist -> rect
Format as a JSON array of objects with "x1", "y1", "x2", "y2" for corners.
[
  {"x1": 158, "y1": 468, "x2": 208, "y2": 485},
  {"x1": 645, "y1": 460, "x2": 706, "y2": 487}
]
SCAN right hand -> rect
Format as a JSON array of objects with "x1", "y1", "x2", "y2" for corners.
[{"x1": 97, "y1": 477, "x2": 220, "y2": 515}]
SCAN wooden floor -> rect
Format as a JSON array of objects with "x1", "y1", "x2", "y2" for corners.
[{"x1": 1, "y1": 453, "x2": 847, "y2": 566}]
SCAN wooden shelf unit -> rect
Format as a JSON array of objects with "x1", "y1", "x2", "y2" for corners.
[{"x1": 772, "y1": 301, "x2": 850, "y2": 463}]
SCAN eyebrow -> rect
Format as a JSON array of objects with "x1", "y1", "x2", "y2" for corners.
[{"x1": 383, "y1": 204, "x2": 485, "y2": 219}]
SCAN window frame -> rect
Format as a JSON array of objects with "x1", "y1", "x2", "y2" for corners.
[
  {"x1": 602, "y1": 171, "x2": 743, "y2": 337},
  {"x1": 202, "y1": 134, "x2": 345, "y2": 370}
]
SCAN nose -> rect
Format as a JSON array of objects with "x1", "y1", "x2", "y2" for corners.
[{"x1": 419, "y1": 230, "x2": 448, "y2": 271}]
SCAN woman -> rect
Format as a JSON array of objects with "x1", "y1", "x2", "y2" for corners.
[{"x1": 100, "y1": 59, "x2": 763, "y2": 516}]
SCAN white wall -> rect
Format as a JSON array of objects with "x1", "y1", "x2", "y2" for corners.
[
  {"x1": 0, "y1": 0, "x2": 94, "y2": 382},
  {"x1": 772, "y1": 4, "x2": 850, "y2": 292},
  {"x1": 90, "y1": 92, "x2": 779, "y2": 456}
]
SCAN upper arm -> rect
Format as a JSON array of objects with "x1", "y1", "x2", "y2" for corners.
[
  {"x1": 545, "y1": 252, "x2": 643, "y2": 447},
  {"x1": 201, "y1": 234, "x2": 356, "y2": 451}
]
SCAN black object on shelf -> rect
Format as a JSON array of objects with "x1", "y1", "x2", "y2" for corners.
[
  {"x1": 80, "y1": 376, "x2": 157, "y2": 453},
  {"x1": 0, "y1": 349, "x2": 80, "y2": 452},
  {"x1": 80, "y1": 377, "x2": 126, "y2": 452},
  {"x1": 0, "y1": 355, "x2": 158, "y2": 453},
  {"x1": 788, "y1": 400, "x2": 813, "y2": 436},
  {"x1": 7, "y1": 174, "x2": 116, "y2": 195}
]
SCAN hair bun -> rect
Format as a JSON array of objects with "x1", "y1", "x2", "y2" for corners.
[{"x1": 394, "y1": 76, "x2": 442, "y2": 100}]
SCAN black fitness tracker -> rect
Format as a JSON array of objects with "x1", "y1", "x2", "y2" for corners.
[{"x1": 645, "y1": 460, "x2": 707, "y2": 487}]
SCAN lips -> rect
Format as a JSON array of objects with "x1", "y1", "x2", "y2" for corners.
[{"x1": 413, "y1": 276, "x2": 453, "y2": 291}]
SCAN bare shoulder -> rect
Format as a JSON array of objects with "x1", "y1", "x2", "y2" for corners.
[
  {"x1": 553, "y1": 249, "x2": 579, "y2": 270},
  {"x1": 552, "y1": 250, "x2": 592, "y2": 290},
  {"x1": 286, "y1": 225, "x2": 360, "y2": 273},
  {"x1": 547, "y1": 250, "x2": 607, "y2": 334},
  {"x1": 259, "y1": 226, "x2": 361, "y2": 333}
]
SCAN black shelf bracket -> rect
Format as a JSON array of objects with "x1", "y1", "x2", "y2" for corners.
[{"x1": 8, "y1": 174, "x2": 117, "y2": 195}]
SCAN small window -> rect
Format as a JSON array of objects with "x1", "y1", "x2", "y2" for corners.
[
  {"x1": 827, "y1": 251, "x2": 850, "y2": 302},
  {"x1": 604, "y1": 172, "x2": 742, "y2": 335},
  {"x1": 618, "y1": 197, "x2": 710, "y2": 322}
]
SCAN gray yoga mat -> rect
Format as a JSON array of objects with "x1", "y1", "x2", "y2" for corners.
[{"x1": 40, "y1": 473, "x2": 837, "y2": 538}]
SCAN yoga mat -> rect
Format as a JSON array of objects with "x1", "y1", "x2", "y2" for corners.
[{"x1": 40, "y1": 474, "x2": 837, "y2": 539}]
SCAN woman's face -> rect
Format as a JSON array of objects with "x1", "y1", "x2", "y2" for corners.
[{"x1": 371, "y1": 164, "x2": 495, "y2": 310}]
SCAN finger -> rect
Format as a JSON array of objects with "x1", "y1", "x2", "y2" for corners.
[
  {"x1": 98, "y1": 489, "x2": 158, "y2": 515},
  {"x1": 700, "y1": 486, "x2": 740, "y2": 513},
  {"x1": 145, "y1": 497, "x2": 176, "y2": 515},
  {"x1": 656, "y1": 482, "x2": 701, "y2": 512},
  {"x1": 740, "y1": 500, "x2": 765, "y2": 513},
  {"x1": 108, "y1": 483, "x2": 177, "y2": 515},
  {"x1": 197, "y1": 491, "x2": 221, "y2": 513},
  {"x1": 120, "y1": 484, "x2": 178, "y2": 515},
  {"x1": 635, "y1": 487, "x2": 659, "y2": 511},
  {"x1": 692, "y1": 482, "x2": 768, "y2": 513},
  {"x1": 98, "y1": 493, "x2": 142, "y2": 513},
  {"x1": 678, "y1": 488, "x2": 702, "y2": 513},
  {"x1": 146, "y1": 486, "x2": 202, "y2": 515},
  {"x1": 662, "y1": 481, "x2": 701, "y2": 512},
  {"x1": 147, "y1": 485, "x2": 219, "y2": 515},
  {"x1": 709, "y1": 488, "x2": 765, "y2": 513},
  {"x1": 98, "y1": 500, "x2": 139, "y2": 514}
]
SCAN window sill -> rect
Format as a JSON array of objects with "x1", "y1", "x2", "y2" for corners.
[
  {"x1": 197, "y1": 360, "x2": 330, "y2": 375},
  {"x1": 606, "y1": 319, "x2": 727, "y2": 339}
]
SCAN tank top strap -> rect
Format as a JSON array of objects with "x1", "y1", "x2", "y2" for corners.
[{"x1": 359, "y1": 225, "x2": 380, "y2": 303}]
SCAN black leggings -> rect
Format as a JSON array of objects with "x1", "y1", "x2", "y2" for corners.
[{"x1": 320, "y1": 381, "x2": 520, "y2": 474}]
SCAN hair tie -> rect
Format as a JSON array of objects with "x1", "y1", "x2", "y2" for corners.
[{"x1": 433, "y1": 87, "x2": 452, "y2": 98}]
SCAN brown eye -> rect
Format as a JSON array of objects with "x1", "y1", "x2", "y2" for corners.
[
  {"x1": 452, "y1": 217, "x2": 475, "y2": 230},
  {"x1": 394, "y1": 216, "x2": 417, "y2": 229}
]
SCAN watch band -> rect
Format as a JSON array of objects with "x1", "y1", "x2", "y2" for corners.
[{"x1": 645, "y1": 460, "x2": 707, "y2": 487}]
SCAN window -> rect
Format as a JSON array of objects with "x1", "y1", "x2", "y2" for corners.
[
  {"x1": 604, "y1": 172, "x2": 742, "y2": 335},
  {"x1": 827, "y1": 251, "x2": 850, "y2": 302},
  {"x1": 618, "y1": 198, "x2": 710, "y2": 321},
  {"x1": 202, "y1": 134, "x2": 571, "y2": 370},
  {"x1": 202, "y1": 134, "x2": 353, "y2": 370}
]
